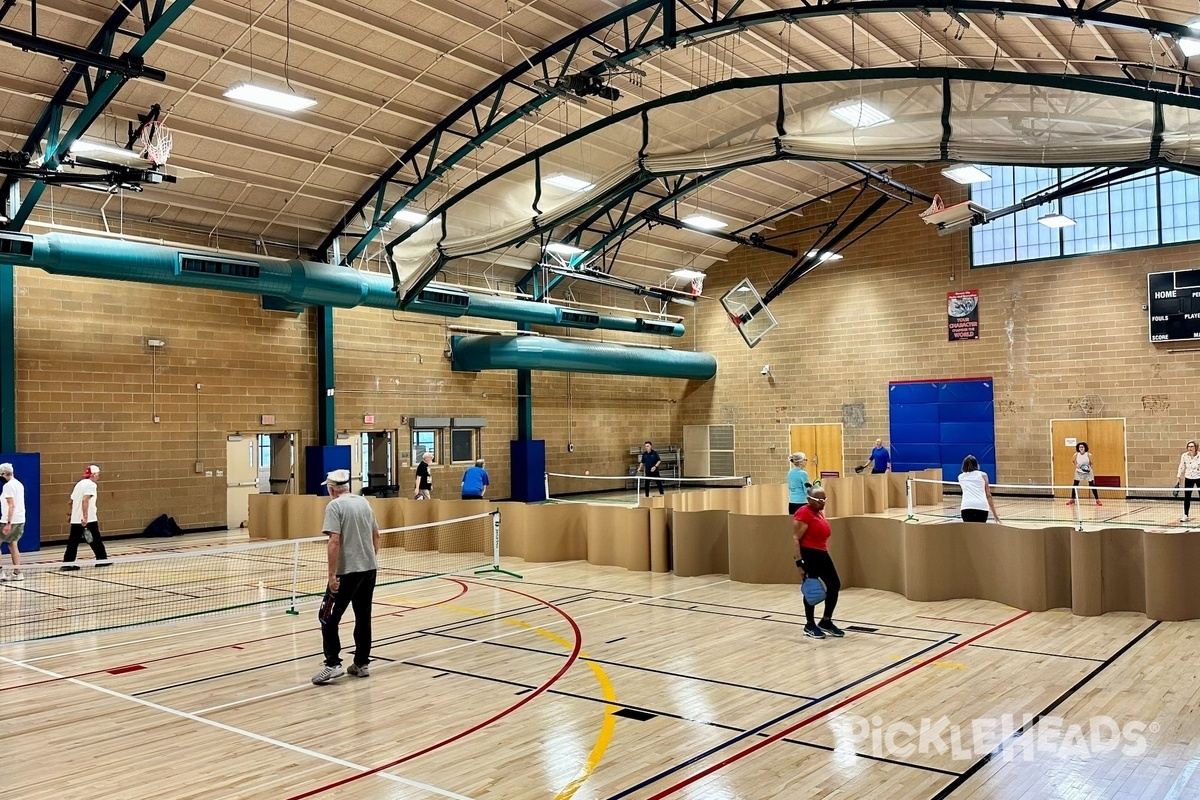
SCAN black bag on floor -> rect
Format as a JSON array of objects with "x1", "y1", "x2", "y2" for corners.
[{"x1": 143, "y1": 514, "x2": 183, "y2": 538}]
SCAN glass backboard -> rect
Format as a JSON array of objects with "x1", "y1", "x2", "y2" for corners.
[{"x1": 720, "y1": 278, "x2": 777, "y2": 348}]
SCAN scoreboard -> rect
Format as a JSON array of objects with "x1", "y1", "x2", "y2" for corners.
[{"x1": 1148, "y1": 270, "x2": 1200, "y2": 342}]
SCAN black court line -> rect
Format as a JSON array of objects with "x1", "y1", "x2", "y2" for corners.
[
  {"x1": 371, "y1": 591, "x2": 599, "y2": 646},
  {"x1": 928, "y1": 621, "x2": 1161, "y2": 800},
  {"x1": 634, "y1": 601, "x2": 945, "y2": 643},
  {"x1": 0, "y1": 584, "x2": 71, "y2": 599},
  {"x1": 967, "y1": 643, "x2": 1106, "y2": 663},
  {"x1": 401, "y1": 659, "x2": 960, "y2": 778},
  {"x1": 52, "y1": 572, "x2": 202, "y2": 599},
  {"x1": 418, "y1": 630, "x2": 818, "y2": 701},
  {"x1": 486, "y1": 575, "x2": 957, "y2": 636}
]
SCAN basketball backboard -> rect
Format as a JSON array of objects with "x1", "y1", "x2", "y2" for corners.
[{"x1": 720, "y1": 278, "x2": 777, "y2": 348}]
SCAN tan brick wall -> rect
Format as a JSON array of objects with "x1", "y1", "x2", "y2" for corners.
[{"x1": 683, "y1": 165, "x2": 1198, "y2": 489}]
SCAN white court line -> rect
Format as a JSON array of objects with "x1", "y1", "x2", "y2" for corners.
[
  {"x1": 194, "y1": 576, "x2": 731, "y2": 715},
  {"x1": 0, "y1": 654, "x2": 476, "y2": 800}
]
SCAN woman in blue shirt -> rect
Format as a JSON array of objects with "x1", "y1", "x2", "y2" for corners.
[{"x1": 787, "y1": 452, "x2": 811, "y2": 515}]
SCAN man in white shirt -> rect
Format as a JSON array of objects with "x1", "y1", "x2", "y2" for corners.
[
  {"x1": 63, "y1": 464, "x2": 109, "y2": 569},
  {"x1": 0, "y1": 462, "x2": 25, "y2": 581}
]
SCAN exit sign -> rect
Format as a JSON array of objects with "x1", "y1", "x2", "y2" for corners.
[
  {"x1": 364, "y1": 414, "x2": 375, "y2": 425},
  {"x1": 261, "y1": 414, "x2": 275, "y2": 425}
]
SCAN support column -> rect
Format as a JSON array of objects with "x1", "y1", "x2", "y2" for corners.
[
  {"x1": 516, "y1": 368, "x2": 533, "y2": 440},
  {"x1": 316, "y1": 306, "x2": 335, "y2": 446},
  {"x1": 0, "y1": 263, "x2": 15, "y2": 452}
]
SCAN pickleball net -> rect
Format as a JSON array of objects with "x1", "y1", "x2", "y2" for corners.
[
  {"x1": 0, "y1": 511, "x2": 503, "y2": 643},
  {"x1": 544, "y1": 471, "x2": 752, "y2": 506}
]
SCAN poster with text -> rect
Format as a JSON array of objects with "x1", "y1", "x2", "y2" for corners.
[{"x1": 947, "y1": 290, "x2": 979, "y2": 341}]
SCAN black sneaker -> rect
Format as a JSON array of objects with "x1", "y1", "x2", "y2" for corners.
[
  {"x1": 803, "y1": 623, "x2": 826, "y2": 639},
  {"x1": 818, "y1": 620, "x2": 845, "y2": 638},
  {"x1": 60, "y1": 564, "x2": 80, "y2": 571}
]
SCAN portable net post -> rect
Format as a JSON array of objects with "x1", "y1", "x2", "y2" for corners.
[
  {"x1": 474, "y1": 510, "x2": 521, "y2": 578},
  {"x1": 905, "y1": 477, "x2": 915, "y2": 521},
  {"x1": 287, "y1": 540, "x2": 301, "y2": 615}
]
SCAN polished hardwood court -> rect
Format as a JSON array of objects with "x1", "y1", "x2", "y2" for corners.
[{"x1": 2, "y1": 548, "x2": 1196, "y2": 800}]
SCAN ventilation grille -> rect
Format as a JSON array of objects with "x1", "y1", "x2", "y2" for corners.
[
  {"x1": 559, "y1": 309, "x2": 600, "y2": 327},
  {"x1": 0, "y1": 234, "x2": 33, "y2": 258},
  {"x1": 180, "y1": 255, "x2": 260, "y2": 279},
  {"x1": 709, "y1": 425, "x2": 735, "y2": 451},
  {"x1": 709, "y1": 451, "x2": 736, "y2": 477},
  {"x1": 417, "y1": 288, "x2": 470, "y2": 309},
  {"x1": 640, "y1": 320, "x2": 676, "y2": 335}
]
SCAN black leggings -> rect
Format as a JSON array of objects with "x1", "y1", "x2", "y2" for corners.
[
  {"x1": 1184, "y1": 478, "x2": 1200, "y2": 516},
  {"x1": 960, "y1": 508, "x2": 989, "y2": 523},
  {"x1": 1072, "y1": 480, "x2": 1100, "y2": 501},
  {"x1": 64, "y1": 522, "x2": 108, "y2": 562},
  {"x1": 799, "y1": 547, "x2": 840, "y2": 625},
  {"x1": 788, "y1": 502, "x2": 804, "y2": 515}
]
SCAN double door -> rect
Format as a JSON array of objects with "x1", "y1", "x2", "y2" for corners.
[{"x1": 788, "y1": 424, "x2": 844, "y2": 481}]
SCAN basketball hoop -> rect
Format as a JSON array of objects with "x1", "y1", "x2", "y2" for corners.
[
  {"x1": 690, "y1": 275, "x2": 705, "y2": 296},
  {"x1": 919, "y1": 193, "x2": 945, "y2": 220},
  {"x1": 138, "y1": 121, "x2": 173, "y2": 165}
]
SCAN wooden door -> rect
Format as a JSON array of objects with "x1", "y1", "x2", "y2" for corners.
[
  {"x1": 1050, "y1": 418, "x2": 1126, "y2": 499},
  {"x1": 789, "y1": 424, "x2": 844, "y2": 481}
]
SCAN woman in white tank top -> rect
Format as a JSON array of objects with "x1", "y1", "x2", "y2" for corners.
[
  {"x1": 1067, "y1": 442, "x2": 1101, "y2": 506},
  {"x1": 958, "y1": 455, "x2": 1001, "y2": 524}
]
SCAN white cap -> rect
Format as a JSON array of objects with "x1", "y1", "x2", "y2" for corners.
[
  {"x1": 0, "y1": 463, "x2": 12, "y2": 475},
  {"x1": 324, "y1": 469, "x2": 351, "y2": 486}
]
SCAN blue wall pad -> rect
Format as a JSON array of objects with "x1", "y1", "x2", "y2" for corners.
[{"x1": 889, "y1": 379, "x2": 996, "y2": 480}]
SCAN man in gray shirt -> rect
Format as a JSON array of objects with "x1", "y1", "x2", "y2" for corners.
[{"x1": 313, "y1": 469, "x2": 381, "y2": 685}]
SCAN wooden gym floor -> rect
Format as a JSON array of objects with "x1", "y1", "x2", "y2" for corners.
[{"x1": 2, "y1": 541, "x2": 1196, "y2": 799}]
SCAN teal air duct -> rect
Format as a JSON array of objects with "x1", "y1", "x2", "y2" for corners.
[
  {"x1": 451, "y1": 335, "x2": 716, "y2": 380},
  {"x1": 0, "y1": 232, "x2": 683, "y2": 337}
]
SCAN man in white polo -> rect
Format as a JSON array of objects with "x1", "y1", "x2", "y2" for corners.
[
  {"x1": 312, "y1": 469, "x2": 381, "y2": 685},
  {"x1": 0, "y1": 462, "x2": 25, "y2": 581}
]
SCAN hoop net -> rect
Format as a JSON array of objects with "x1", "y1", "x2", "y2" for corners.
[
  {"x1": 919, "y1": 193, "x2": 945, "y2": 219},
  {"x1": 138, "y1": 121, "x2": 173, "y2": 165},
  {"x1": 690, "y1": 275, "x2": 705, "y2": 295}
]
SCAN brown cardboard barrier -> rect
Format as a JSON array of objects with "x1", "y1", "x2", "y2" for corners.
[
  {"x1": 522, "y1": 503, "x2": 587, "y2": 561},
  {"x1": 368, "y1": 498, "x2": 405, "y2": 535},
  {"x1": 401, "y1": 500, "x2": 437, "y2": 550},
  {"x1": 888, "y1": 472, "x2": 911, "y2": 508},
  {"x1": 285, "y1": 495, "x2": 329, "y2": 541},
  {"x1": 1043, "y1": 527, "x2": 1074, "y2": 611},
  {"x1": 435, "y1": 501, "x2": 492, "y2": 553},
  {"x1": 824, "y1": 476, "x2": 864, "y2": 518},
  {"x1": 649, "y1": 508, "x2": 669, "y2": 573},
  {"x1": 585, "y1": 506, "x2": 651, "y2": 571},
  {"x1": 914, "y1": 469, "x2": 943, "y2": 505},
  {"x1": 828, "y1": 517, "x2": 906, "y2": 596},
  {"x1": 863, "y1": 474, "x2": 889, "y2": 514},
  {"x1": 249, "y1": 494, "x2": 285, "y2": 540},
  {"x1": 1070, "y1": 528, "x2": 1103, "y2": 616},
  {"x1": 1143, "y1": 531, "x2": 1200, "y2": 621},
  {"x1": 727, "y1": 514, "x2": 796, "y2": 584},
  {"x1": 903, "y1": 522, "x2": 1051, "y2": 610},
  {"x1": 1099, "y1": 528, "x2": 1145, "y2": 614},
  {"x1": 743, "y1": 484, "x2": 788, "y2": 516},
  {"x1": 672, "y1": 510, "x2": 729, "y2": 577}
]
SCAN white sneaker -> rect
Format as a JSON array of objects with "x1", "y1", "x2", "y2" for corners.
[
  {"x1": 311, "y1": 664, "x2": 344, "y2": 685},
  {"x1": 1182, "y1": 517, "x2": 1191, "y2": 523},
  {"x1": 0, "y1": 570, "x2": 7, "y2": 581},
  {"x1": 11, "y1": 572, "x2": 23, "y2": 581}
]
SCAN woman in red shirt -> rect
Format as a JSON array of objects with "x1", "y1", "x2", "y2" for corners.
[{"x1": 792, "y1": 486, "x2": 843, "y2": 639}]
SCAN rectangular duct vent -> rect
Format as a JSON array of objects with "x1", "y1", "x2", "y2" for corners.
[
  {"x1": 417, "y1": 288, "x2": 470, "y2": 308},
  {"x1": 180, "y1": 255, "x2": 260, "y2": 279},
  {"x1": 0, "y1": 234, "x2": 33, "y2": 258},
  {"x1": 558, "y1": 310, "x2": 600, "y2": 328},
  {"x1": 640, "y1": 320, "x2": 675, "y2": 335}
]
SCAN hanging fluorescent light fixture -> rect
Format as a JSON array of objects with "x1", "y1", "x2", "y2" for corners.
[
  {"x1": 391, "y1": 209, "x2": 428, "y2": 225},
  {"x1": 544, "y1": 173, "x2": 594, "y2": 192},
  {"x1": 806, "y1": 250, "x2": 843, "y2": 262},
  {"x1": 941, "y1": 165, "x2": 992, "y2": 185},
  {"x1": 70, "y1": 140, "x2": 135, "y2": 160},
  {"x1": 829, "y1": 100, "x2": 893, "y2": 128},
  {"x1": 681, "y1": 214, "x2": 727, "y2": 231},
  {"x1": 1178, "y1": 21, "x2": 1200, "y2": 57},
  {"x1": 670, "y1": 268, "x2": 706, "y2": 281},
  {"x1": 545, "y1": 242, "x2": 585, "y2": 255},
  {"x1": 224, "y1": 83, "x2": 317, "y2": 112},
  {"x1": 1038, "y1": 212, "x2": 1076, "y2": 228}
]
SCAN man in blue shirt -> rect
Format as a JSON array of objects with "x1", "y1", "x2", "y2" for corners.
[
  {"x1": 461, "y1": 459, "x2": 490, "y2": 500},
  {"x1": 640, "y1": 442, "x2": 664, "y2": 497},
  {"x1": 867, "y1": 438, "x2": 891, "y2": 474}
]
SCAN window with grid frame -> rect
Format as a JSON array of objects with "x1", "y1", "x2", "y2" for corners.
[
  {"x1": 971, "y1": 165, "x2": 1176, "y2": 267},
  {"x1": 450, "y1": 428, "x2": 480, "y2": 464},
  {"x1": 411, "y1": 429, "x2": 440, "y2": 464}
]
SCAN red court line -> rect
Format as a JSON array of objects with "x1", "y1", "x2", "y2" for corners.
[
  {"x1": 645, "y1": 610, "x2": 1033, "y2": 799},
  {"x1": 915, "y1": 615, "x2": 994, "y2": 626},
  {"x1": 284, "y1": 580, "x2": 584, "y2": 800},
  {"x1": 0, "y1": 580, "x2": 470, "y2": 693}
]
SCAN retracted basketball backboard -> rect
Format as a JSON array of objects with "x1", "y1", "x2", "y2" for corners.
[
  {"x1": 919, "y1": 193, "x2": 989, "y2": 236},
  {"x1": 721, "y1": 278, "x2": 777, "y2": 348}
]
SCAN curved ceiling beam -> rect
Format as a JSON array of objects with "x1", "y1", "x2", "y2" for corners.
[
  {"x1": 321, "y1": 0, "x2": 1191, "y2": 268},
  {"x1": 385, "y1": 64, "x2": 1195, "y2": 306},
  {"x1": 3, "y1": 0, "x2": 195, "y2": 232}
]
